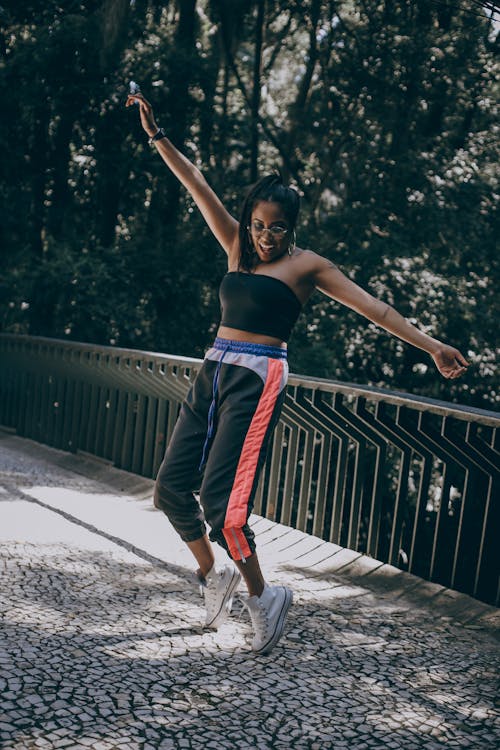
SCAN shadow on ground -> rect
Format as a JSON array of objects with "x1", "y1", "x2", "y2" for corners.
[{"x1": 1, "y1": 541, "x2": 499, "y2": 750}]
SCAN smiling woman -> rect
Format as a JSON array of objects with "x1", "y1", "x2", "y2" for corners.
[
  {"x1": 237, "y1": 176, "x2": 300, "y2": 271},
  {"x1": 125, "y1": 90, "x2": 469, "y2": 657}
]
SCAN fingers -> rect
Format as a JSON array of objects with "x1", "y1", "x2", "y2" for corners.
[
  {"x1": 125, "y1": 93, "x2": 151, "y2": 110},
  {"x1": 441, "y1": 364, "x2": 468, "y2": 379},
  {"x1": 455, "y1": 352, "x2": 470, "y2": 368},
  {"x1": 444, "y1": 351, "x2": 469, "y2": 379},
  {"x1": 448, "y1": 368, "x2": 466, "y2": 379},
  {"x1": 126, "y1": 95, "x2": 144, "y2": 108},
  {"x1": 126, "y1": 91, "x2": 145, "y2": 101},
  {"x1": 433, "y1": 346, "x2": 470, "y2": 379}
]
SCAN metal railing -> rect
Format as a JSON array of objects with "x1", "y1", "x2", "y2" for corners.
[{"x1": 1, "y1": 334, "x2": 498, "y2": 605}]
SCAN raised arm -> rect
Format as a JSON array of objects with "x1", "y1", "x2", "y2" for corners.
[
  {"x1": 311, "y1": 255, "x2": 469, "y2": 379},
  {"x1": 126, "y1": 92, "x2": 239, "y2": 257}
]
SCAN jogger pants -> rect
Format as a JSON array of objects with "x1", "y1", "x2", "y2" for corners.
[{"x1": 154, "y1": 338, "x2": 288, "y2": 561}]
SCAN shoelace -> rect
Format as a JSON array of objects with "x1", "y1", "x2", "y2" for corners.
[
  {"x1": 240, "y1": 599, "x2": 268, "y2": 630},
  {"x1": 190, "y1": 570, "x2": 207, "y2": 597},
  {"x1": 199, "y1": 571, "x2": 229, "y2": 604},
  {"x1": 257, "y1": 608, "x2": 269, "y2": 627},
  {"x1": 234, "y1": 596, "x2": 248, "y2": 623}
]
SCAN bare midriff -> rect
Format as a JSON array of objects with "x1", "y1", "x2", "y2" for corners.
[{"x1": 216, "y1": 325, "x2": 287, "y2": 349}]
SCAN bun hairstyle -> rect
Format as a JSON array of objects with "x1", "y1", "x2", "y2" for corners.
[{"x1": 238, "y1": 172, "x2": 300, "y2": 271}]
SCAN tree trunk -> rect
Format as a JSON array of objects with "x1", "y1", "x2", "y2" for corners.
[
  {"x1": 47, "y1": 117, "x2": 74, "y2": 241},
  {"x1": 29, "y1": 102, "x2": 50, "y2": 258},
  {"x1": 250, "y1": 0, "x2": 265, "y2": 182},
  {"x1": 281, "y1": 0, "x2": 321, "y2": 182}
]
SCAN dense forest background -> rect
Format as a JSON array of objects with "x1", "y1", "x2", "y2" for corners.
[{"x1": 0, "y1": 0, "x2": 498, "y2": 408}]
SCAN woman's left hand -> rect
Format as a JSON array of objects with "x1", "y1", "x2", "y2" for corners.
[{"x1": 431, "y1": 345, "x2": 469, "y2": 379}]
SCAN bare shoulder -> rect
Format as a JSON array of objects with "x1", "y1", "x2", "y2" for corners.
[{"x1": 293, "y1": 248, "x2": 339, "y2": 276}]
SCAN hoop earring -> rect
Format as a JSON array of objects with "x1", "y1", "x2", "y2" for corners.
[{"x1": 288, "y1": 230, "x2": 296, "y2": 256}]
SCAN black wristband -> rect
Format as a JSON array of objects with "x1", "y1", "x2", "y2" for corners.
[{"x1": 149, "y1": 127, "x2": 166, "y2": 145}]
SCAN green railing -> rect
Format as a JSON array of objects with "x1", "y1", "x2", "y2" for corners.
[{"x1": 1, "y1": 333, "x2": 498, "y2": 606}]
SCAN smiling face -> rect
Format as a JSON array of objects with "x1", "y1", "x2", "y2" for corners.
[{"x1": 249, "y1": 201, "x2": 290, "y2": 264}]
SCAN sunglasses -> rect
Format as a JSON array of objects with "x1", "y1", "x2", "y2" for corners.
[{"x1": 248, "y1": 220, "x2": 289, "y2": 238}]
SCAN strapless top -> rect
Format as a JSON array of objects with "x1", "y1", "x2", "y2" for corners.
[{"x1": 219, "y1": 272, "x2": 302, "y2": 342}]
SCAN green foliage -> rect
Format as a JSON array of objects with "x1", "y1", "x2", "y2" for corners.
[{"x1": 1, "y1": 1, "x2": 498, "y2": 407}]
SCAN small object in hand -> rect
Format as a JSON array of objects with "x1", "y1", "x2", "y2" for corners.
[{"x1": 129, "y1": 81, "x2": 141, "y2": 104}]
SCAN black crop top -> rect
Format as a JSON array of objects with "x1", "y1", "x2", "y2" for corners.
[{"x1": 219, "y1": 272, "x2": 302, "y2": 342}]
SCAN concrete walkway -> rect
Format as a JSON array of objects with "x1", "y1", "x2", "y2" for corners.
[{"x1": 0, "y1": 431, "x2": 498, "y2": 750}]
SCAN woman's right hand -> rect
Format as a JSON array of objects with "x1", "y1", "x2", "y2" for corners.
[
  {"x1": 125, "y1": 90, "x2": 238, "y2": 257},
  {"x1": 125, "y1": 92, "x2": 159, "y2": 139}
]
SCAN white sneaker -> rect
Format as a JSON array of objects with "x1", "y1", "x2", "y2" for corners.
[
  {"x1": 244, "y1": 585, "x2": 293, "y2": 654},
  {"x1": 201, "y1": 565, "x2": 241, "y2": 629}
]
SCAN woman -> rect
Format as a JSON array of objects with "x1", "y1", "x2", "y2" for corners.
[{"x1": 126, "y1": 92, "x2": 468, "y2": 655}]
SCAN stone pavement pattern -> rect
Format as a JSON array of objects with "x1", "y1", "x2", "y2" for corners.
[{"x1": 0, "y1": 433, "x2": 499, "y2": 750}]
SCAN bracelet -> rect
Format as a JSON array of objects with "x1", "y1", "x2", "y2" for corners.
[{"x1": 148, "y1": 127, "x2": 167, "y2": 145}]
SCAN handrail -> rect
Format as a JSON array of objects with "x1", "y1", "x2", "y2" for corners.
[
  {"x1": 2, "y1": 333, "x2": 497, "y2": 424},
  {"x1": 1, "y1": 333, "x2": 498, "y2": 605}
]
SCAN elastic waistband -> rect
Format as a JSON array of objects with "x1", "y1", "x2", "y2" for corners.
[{"x1": 213, "y1": 337, "x2": 287, "y2": 359}]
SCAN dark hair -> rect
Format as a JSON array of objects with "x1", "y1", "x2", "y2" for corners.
[{"x1": 238, "y1": 173, "x2": 300, "y2": 271}]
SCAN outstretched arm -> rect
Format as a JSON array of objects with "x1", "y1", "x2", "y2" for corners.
[
  {"x1": 312, "y1": 256, "x2": 469, "y2": 379},
  {"x1": 126, "y1": 92, "x2": 239, "y2": 257}
]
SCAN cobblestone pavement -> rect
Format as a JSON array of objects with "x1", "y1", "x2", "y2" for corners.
[{"x1": 0, "y1": 434, "x2": 499, "y2": 750}]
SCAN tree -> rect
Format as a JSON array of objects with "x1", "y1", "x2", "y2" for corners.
[{"x1": 1, "y1": 1, "x2": 497, "y2": 407}]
